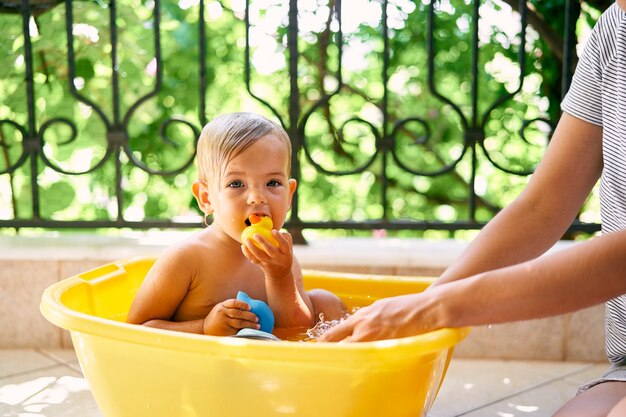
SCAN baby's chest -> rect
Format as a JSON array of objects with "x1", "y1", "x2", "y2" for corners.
[
  {"x1": 199, "y1": 266, "x2": 268, "y2": 302},
  {"x1": 178, "y1": 265, "x2": 267, "y2": 317}
]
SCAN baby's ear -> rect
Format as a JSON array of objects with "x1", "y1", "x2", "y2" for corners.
[
  {"x1": 191, "y1": 181, "x2": 213, "y2": 215},
  {"x1": 287, "y1": 178, "x2": 297, "y2": 205}
]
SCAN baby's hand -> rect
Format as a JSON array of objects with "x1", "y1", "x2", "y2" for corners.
[
  {"x1": 242, "y1": 230, "x2": 293, "y2": 281},
  {"x1": 202, "y1": 299, "x2": 260, "y2": 336}
]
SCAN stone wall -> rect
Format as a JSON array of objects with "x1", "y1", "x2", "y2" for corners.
[{"x1": 0, "y1": 235, "x2": 606, "y2": 362}]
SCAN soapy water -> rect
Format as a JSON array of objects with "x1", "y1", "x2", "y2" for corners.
[
  {"x1": 304, "y1": 313, "x2": 348, "y2": 340},
  {"x1": 272, "y1": 308, "x2": 359, "y2": 342},
  {"x1": 294, "y1": 309, "x2": 357, "y2": 342}
]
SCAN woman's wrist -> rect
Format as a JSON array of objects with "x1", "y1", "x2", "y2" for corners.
[{"x1": 425, "y1": 279, "x2": 470, "y2": 330}]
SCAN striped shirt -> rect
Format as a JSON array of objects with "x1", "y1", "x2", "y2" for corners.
[{"x1": 561, "y1": 3, "x2": 626, "y2": 365}]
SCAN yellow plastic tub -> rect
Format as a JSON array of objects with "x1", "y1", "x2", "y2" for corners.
[{"x1": 40, "y1": 257, "x2": 468, "y2": 417}]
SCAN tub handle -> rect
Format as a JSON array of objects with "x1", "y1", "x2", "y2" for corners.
[{"x1": 77, "y1": 263, "x2": 124, "y2": 284}]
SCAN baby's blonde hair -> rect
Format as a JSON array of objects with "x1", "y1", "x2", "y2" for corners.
[{"x1": 196, "y1": 112, "x2": 292, "y2": 184}]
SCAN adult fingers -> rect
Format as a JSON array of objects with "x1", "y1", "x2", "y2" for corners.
[
  {"x1": 344, "y1": 325, "x2": 386, "y2": 342},
  {"x1": 319, "y1": 320, "x2": 355, "y2": 342}
]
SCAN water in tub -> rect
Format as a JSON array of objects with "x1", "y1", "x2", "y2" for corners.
[{"x1": 274, "y1": 311, "x2": 354, "y2": 342}]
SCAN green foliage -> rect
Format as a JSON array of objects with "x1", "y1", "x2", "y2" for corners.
[{"x1": 0, "y1": 0, "x2": 608, "y2": 233}]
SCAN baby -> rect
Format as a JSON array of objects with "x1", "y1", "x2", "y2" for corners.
[{"x1": 127, "y1": 112, "x2": 345, "y2": 337}]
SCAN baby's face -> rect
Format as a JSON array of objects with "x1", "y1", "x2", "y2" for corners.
[{"x1": 210, "y1": 134, "x2": 295, "y2": 241}]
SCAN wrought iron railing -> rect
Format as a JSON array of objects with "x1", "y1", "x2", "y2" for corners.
[{"x1": 0, "y1": 0, "x2": 603, "y2": 236}]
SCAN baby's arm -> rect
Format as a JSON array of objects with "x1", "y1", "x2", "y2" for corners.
[
  {"x1": 127, "y1": 246, "x2": 202, "y2": 332},
  {"x1": 127, "y1": 245, "x2": 259, "y2": 335},
  {"x1": 202, "y1": 299, "x2": 260, "y2": 335},
  {"x1": 242, "y1": 230, "x2": 315, "y2": 328}
]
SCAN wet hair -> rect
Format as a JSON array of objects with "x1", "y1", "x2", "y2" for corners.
[{"x1": 196, "y1": 112, "x2": 292, "y2": 185}]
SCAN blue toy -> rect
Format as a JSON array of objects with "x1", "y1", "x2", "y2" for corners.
[
  {"x1": 235, "y1": 291, "x2": 276, "y2": 339},
  {"x1": 235, "y1": 328, "x2": 280, "y2": 341}
]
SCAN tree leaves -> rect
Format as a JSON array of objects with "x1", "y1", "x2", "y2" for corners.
[{"x1": 0, "y1": 0, "x2": 608, "y2": 232}]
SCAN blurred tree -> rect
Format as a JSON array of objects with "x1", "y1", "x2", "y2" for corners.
[{"x1": 0, "y1": 0, "x2": 610, "y2": 235}]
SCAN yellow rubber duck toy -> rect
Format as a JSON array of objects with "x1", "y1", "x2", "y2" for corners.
[{"x1": 241, "y1": 214, "x2": 279, "y2": 251}]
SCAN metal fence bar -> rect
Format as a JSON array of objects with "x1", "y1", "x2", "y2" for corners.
[{"x1": 0, "y1": 0, "x2": 602, "y2": 234}]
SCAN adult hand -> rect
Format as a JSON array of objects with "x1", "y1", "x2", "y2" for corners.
[
  {"x1": 319, "y1": 293, "x2": 442, "y2": 342},
  {"x1": 202, "y1": 299, "x2": 260, "y2": 336},
  {"x1": 242, "y1": 230, "x2": 294, "y2": 281}
]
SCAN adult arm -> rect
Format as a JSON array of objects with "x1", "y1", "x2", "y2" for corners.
[
  {"x1": 320, "y1": 113, "x2": 610, "y2": 342},
  {"x1": 320, "y1": 228, "x2": 626, "y2": 341}
]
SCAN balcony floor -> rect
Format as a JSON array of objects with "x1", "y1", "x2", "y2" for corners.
[{"x1": 0, "y1": 349, "x2": 606, "y2": 417}]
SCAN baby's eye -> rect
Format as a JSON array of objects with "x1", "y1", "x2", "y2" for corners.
[
  {"x1": 267, "y1": 179, "x2": 282, "y2": 187},
  {"x1": 228, "y1": 180, "x2": 244, "y2": 188}
]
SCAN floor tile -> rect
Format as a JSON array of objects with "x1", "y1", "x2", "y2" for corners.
[
  {"x1": 0, "y1": 350, "x2": 59, "y2": 379},
  {"x1": 37, "y1": 349, "x2": 83, "y2": 374},
  {"x1": 0, "y1": 364, "x2": 102, "y2": 417},
  {"x1": 429, "y1": 359, "x2": 591, "y2": 417},
  {"x1": 0, "y1": 352, "x2": 603, "y2": 417},
  {"x1": 37, "y1": 349, "x2": 78, "y2": 365},
  {"x1": 456, "y1": 378, "x2": 581, "y2": 417},
  {"x1": 561, "y1": 363, "x2": 609, "y2": 386}
]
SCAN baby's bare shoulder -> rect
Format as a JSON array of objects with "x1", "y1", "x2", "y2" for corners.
[
  {"x1": 159, "y1": 231, "x2": 240, "y2": 280},
  {"x1": 148, "y1": 234, "x2": 209, "y2": 278},
  {"x1": 169, "y1": 235, "x2": 209, "y2": 255}
]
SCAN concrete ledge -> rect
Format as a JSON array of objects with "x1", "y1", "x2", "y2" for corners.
[{"x1": 0, "y1": 234, "x2": 606, "y2": 362}]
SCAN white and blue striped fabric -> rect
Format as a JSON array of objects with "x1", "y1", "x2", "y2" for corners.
[{"x1": 561, "y1": 3, "x2": 626, "y2": 365}]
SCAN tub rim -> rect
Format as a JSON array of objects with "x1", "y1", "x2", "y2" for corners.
[{"x1": 40, "y1": 259, "x2": 470, "y2": 362}]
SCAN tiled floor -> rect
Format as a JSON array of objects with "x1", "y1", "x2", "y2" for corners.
[{"x1": 0, "y1": 349, "x2": 606, "y2": 417}]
